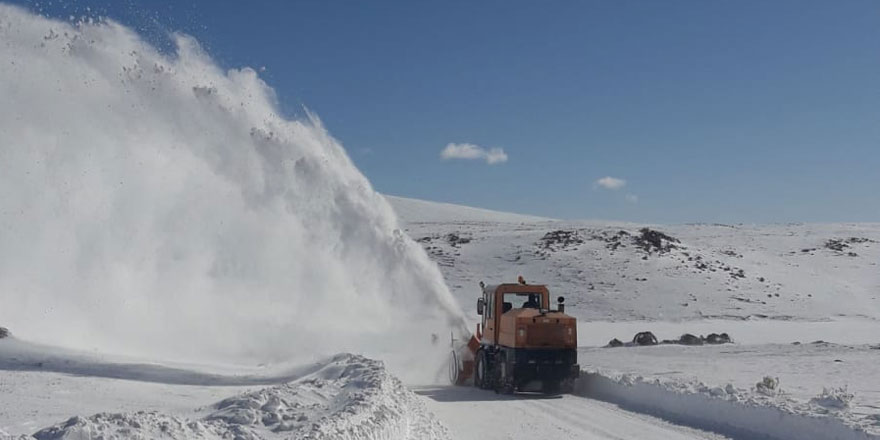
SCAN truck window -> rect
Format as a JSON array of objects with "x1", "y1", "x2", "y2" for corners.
[{"x1": 502, "y1": 293, "x2": 542, "y2": 312}]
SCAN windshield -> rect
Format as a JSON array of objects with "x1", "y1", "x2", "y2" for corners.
[{"x1": 501, "y1": 293, "x2": 543, "y2": 313}]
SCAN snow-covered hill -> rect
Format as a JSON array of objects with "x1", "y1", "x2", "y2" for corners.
[
  {"x1": 389, "y1": 196, "x2": 880, "y2": 438},
  {"x1": 388, "y1": 196, "x2": 880, "y2": 325}
]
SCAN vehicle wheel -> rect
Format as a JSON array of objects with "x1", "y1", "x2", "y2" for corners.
[
  {"x1": 560, "y1": 378, "x2": 575, "y2": 394},
  {"x1": 495, "y1": 353, "x2": 515, "y2": 394},
  {"x1": 542, "y1": 380, "x2": 562, "y2": 395},
  {"x1": 448, "y1": 350, "x2": 460, "y2": 385},
  {"x1": 474, "y1": 350, "x2": 488, "y2": 389}
]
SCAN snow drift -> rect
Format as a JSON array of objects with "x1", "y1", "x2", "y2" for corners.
[
  {"x1": 30, "y1": 354, "x2": 449, "y2": 440},
  {"x1": 0, "y1": 4, "x2": 466, "y2": 380},
  {"x1": 577, "y1": 370, "x2": 880, "y2": 440}
]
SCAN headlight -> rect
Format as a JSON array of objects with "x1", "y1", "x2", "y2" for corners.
[{"x1": 518, "y1": 327, "x2": 527, "y2": 338}]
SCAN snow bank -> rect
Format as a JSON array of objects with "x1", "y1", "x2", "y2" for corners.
[
  {"x1": 0, "y1": 4, "x2": 465, "y2": 380},
  {"x1": 576, "y1": 371, "x2": 880, "y2": 440},
  {"x1": 31, "y1": 354, "x2": 449, "y2": 440}
]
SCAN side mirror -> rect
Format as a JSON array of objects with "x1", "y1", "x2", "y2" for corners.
[{"x1": 477, "y1": 298, "x2": 485, "y2": 315}]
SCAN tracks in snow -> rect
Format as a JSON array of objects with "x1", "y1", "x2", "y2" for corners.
[{"x1": 414, "y1": 385, "x2": 728, "y2": 440}]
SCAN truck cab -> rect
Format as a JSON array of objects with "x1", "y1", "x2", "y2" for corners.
[{"x1": 471, "y1": 279, "x2": 579, "y2": 393}]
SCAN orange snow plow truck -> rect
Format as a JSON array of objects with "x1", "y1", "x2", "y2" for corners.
[{"x1": 449, "y1": 277, "x2": 579, "y2": 394}]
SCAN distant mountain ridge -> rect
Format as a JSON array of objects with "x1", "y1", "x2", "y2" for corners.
[{"x1": 384, "y1": 195, "x2": 554, "y2": 224}]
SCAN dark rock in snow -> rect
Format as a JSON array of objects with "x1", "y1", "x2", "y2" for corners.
[
  {"x1": 847, "y1": 237, "x2": 874, "y2": 244},
  {"x1": 705, "y1": 333, "x2": 732, "y2": 344},
  {"x1": 825, "y1": 239, "x2": 850, "y2": 252},
  {"x1": 824, "y1": 237, "x2": 876, "y2": 255},
  {"x1": 0, "y1": 327, "x2": 8, "y2": 339},
  {"x1": 719, "y1": 249, "x2": 742, "y2": 258},
  {"x1": 634, "y1": 228, "x2": 679, "y2": 254},
  {"x1": 445, "y1": 233, "x2": 471, "y2": 247},
  {"x1": 679, "y1": 333, "x2": 703, "y2": 346},
  {"x1": 633, "y1": 331, "x2": 658, "y2": 346},
  {"x1": 606, "y1": 338, "x2": 624, "y2": 348},
  {"x1": 539, "y1": 230, "x2": 584, "y2": 251}
]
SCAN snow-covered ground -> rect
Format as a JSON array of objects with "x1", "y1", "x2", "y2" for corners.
[
  {"x1": 393, "y1": 204, "x2": 880, "y2": 323},
  {"x1": 415, "y1": 385, "x2": 729, "y2": 440},
  {"x1": 580, "y1": 342, "x2": 880, "y2": 437},
  {"x1": 389, "y1": 195, "x2": 880, "y2": 439},
  {"x1": 2, "y1": 196, "x2": 879, "y2": 440},
  {"x1": 0, "y1": 336, "x2": 447, "y2": 439}
]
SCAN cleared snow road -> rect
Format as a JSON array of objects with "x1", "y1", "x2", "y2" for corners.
[{"x1": 415, "y1": 386, "x2": 730, "y2": 440}]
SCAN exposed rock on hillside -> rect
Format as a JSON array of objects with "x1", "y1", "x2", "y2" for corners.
[
  {"x1": 824, "y1": 237, "x2": 876, "y2": 257},
  {"x1": 539, "y1": 230, "x2": 584, "y2": 251},
  {"x1": 634, "y1": 228, "x2": 680, "y2": 254}
]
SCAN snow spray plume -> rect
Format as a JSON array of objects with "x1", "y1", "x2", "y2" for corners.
[{"x1": 0, "y1": 5, "x2": 468, "y2": 382}]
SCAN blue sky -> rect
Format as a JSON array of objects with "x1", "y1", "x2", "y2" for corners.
[{"x1": 11, "y1": 0, "x2": 880, "y2": 223}]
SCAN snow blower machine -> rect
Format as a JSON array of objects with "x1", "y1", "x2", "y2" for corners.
[{"x1": 449, "y1": 277, "x2": 579, "y2": 394}]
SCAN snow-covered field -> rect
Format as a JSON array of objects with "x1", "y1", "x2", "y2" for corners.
[
  {"x1": 3, "y1": 195, "x2": 879, "y2": 439},
  {"x1": 415, "y1": 385, "x2": 730, "y2": 440},
  {"x1": 0, "y1": 336, "x2": 447, "y2": 439},
  {"x1": 580, "y1": 342, "x2": 880, "y2": 438},
  {"x1": 390, "y1": 195, "x2": 880, "y2": 439},
  {"x1": 393, "y1": 206, "x2": 880, "y2": 324}
]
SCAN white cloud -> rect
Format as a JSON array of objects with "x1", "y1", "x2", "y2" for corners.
[
  {"x1": 595, "y1": 176, "x2": 627, "y2": 190},
  {"x1": 626, "y1": 194, "x2": 639, "y2": 203},
  {"x1": 441, "y1": 143, "x2": 508, "y2": 165},
  {"x1": 484, "y1": 147, "x2": 508, "y2": 164}
]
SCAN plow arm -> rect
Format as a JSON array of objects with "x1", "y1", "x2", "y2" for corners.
[{"x1": 449, "y1": 327, "x2": 481, "y2": 385}]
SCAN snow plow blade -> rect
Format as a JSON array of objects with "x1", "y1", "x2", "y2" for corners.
[{"x1": 449, "y1": 332, "x2": 480, "y2": 385}]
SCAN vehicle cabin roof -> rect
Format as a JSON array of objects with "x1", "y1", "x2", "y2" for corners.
[{"x1": 483, "y1": 283, "x2": 549, "y2": 295}]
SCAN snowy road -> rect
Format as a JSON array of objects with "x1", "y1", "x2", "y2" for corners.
[{"x1": 415, "y1": 386, "x2": 729, "y2": 440}]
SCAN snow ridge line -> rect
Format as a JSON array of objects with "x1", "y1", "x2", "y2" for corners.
[
  {"x1": 26, "y1": 354, "x2": 449, "y2": 440},
  {"x1": 575, "y1": 372, "x2": 879, "y2": 440}
]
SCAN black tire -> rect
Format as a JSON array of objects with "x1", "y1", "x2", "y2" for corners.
[
  {"x1": 542, "y1": 380, "x2": 562, "y2": 395},
  {"x1": 448, "y1": 350, "x2": 460, "y2": 385},
  {"x1": 474, "y1": 350, "x2": 488, "y2": 389},
  {"x1": 496, "y1": 353, "x2": 515, "y2": 394},
  {"x1": 560, "y1": 378, "x2": 575, "y2": 394}
]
